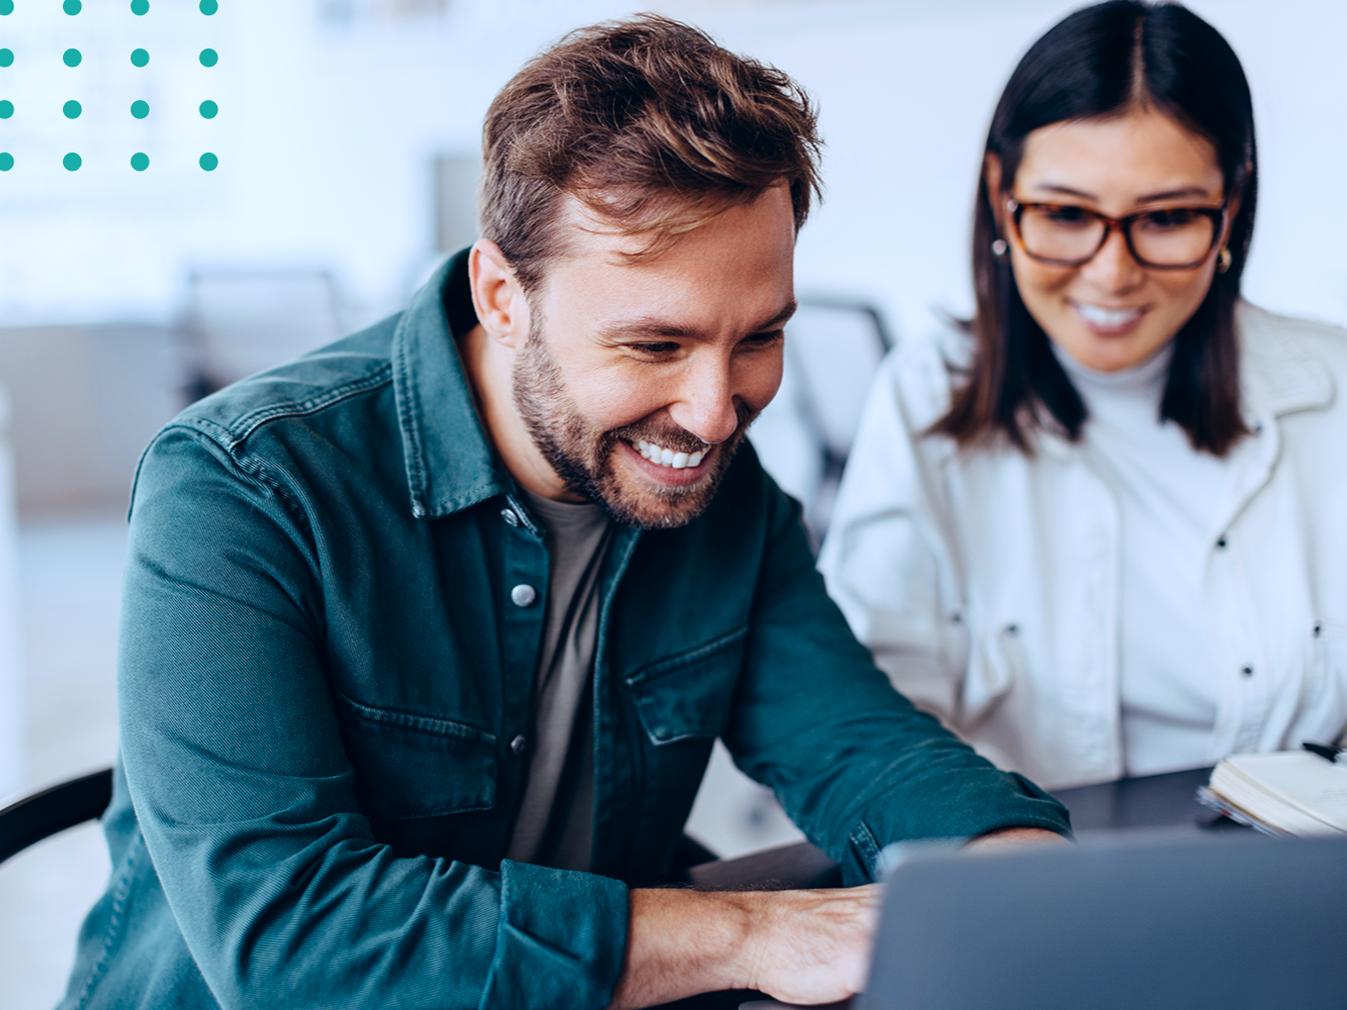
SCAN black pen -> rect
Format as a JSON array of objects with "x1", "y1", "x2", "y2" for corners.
[{"x1": 1301, "y1": 741, "x2": 1347, "y2": 765}]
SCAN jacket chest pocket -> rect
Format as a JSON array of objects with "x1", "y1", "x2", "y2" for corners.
[
  {"x1": 621, "y1": 625, "x2": 747, "y2": 868},
  {"x1": 334, "y1": 692, "x2": 498, "y2": 822},
  {"x1": 624, "y1": 625, "x2": 748, "y2": 745}
]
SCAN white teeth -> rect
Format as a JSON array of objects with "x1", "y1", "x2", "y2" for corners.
[
  {"x1": 630, "y1": 439, "x2": 708, "y2": 470},
  {"x1": 1076, "y1": 303, "x2": 1143, "y2": 327}
]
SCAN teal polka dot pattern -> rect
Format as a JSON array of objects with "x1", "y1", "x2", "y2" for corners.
[
  {"x1": 0, "y1": 1, "x2": 12, "y2": 15},
  {"x1": 131, "y1": 48, "x2": 150, "y2": 67},
  {"x1": 63, "y1": 49, "x2": 82, "y2": 67},
  {"x1": 131, "y1": 0, "x2": 149, "y2": 12},
  {"x1": 200, "y1": 0, "x2": 217, "y2": 12},
  {"x1": 199, "y1": 152, "x2": 218, "y2": 171},
  {"x1": 63, "y1": 0, "x2": 81, "y2": 13},
  {"x1": 0, "y1": 100, "x2": 12, "y2": 119},
  {"x1": 63, "y1": 99, "x2": 81, "y2": 119},
  {"x1": 199, "y1": 48, "x2": 218, "y2": 67},
  {"x1": 131, "y1": 152, "x2": 150, "y2": 172},
  {"x1": 63, "y1": 152, "x2": 82, "y2": 171},
  {"x1": 200, "y1": 100, "x2": 218, "y2": 119},
  {"x1": 131, "y1": 99, "x2": 149, "y2": 119},
  {"x1": 0, "y1": 153, "x2": 12, "y2": 172},
  {"x1": 0, "y1": 49, "x2": 13, "y2": 68}
]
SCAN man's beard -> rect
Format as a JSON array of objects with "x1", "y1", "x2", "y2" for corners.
[{"x1": 511, "y1": 318, "x2": 756, "y2": 529}]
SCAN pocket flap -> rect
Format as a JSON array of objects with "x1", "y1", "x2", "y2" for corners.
[
  {"x1": 624, "y1": 626, "x2": 747, "y2": 744},
  {"x1": 334, "y1": 692, "x2": 498, "y2": 821}
]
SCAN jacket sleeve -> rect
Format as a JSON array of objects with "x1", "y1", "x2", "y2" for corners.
[
  {"x1": 117, "y1": 426, "x2": 628, "y2": 1010},
  {"x1": 817, "y1": 347, "x2": 966, "y2": 728},
  {"x1": 726, "y1": 440, "x2": 1070, "y2": 884}
]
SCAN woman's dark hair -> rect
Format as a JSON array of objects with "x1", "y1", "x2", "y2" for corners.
[{"x1": 932, "y1": 0, "x2": 1257, "y2": 455}]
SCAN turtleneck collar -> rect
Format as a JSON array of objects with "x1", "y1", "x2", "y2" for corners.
[{"x1": 1051, "y1": 337, "x2": 1174, "y2": 397}]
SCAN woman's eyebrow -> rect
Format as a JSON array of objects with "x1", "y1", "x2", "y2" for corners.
[
  {"x1": 1133, "y1": 185, "x2": 1217, "y2": 202},
  {"x1": 1030, "y1": 183, "x2": 1098, "y2": 200},
  {"x1": 1028, "y1": 182, "x2": 1216, "y2": 203}
]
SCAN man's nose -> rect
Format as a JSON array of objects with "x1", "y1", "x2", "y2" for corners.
[{"x1": 667, "y1": 357, "x2": 740, "y2": 445}]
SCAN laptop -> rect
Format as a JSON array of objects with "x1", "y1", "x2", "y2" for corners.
[{"x1": 743, "y1": 831, "x2": 1347, "y2": 1010}]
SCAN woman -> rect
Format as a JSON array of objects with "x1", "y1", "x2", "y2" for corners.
[{"x1": 819, "y1": 0, "x2": 1347, "y2": 789}]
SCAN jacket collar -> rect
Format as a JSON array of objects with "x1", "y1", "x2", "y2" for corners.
[
  {"x1": 1236, "y1": 301, "x2": 1335, "y2": 422},
  {"x1": 392, "y1": 248, "x2": 513, "y2": 519}
]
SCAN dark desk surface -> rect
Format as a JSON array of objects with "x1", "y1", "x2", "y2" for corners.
[
  {"x1": 689, "y1": 765, "x2": 1218, "y2": 891},
  {"x1": 1054, "y1": 765, "x2": 1214, "y2": 833},
  {"x1": 666, "y1": 766, "x2": 1223, "y2": 1010}
]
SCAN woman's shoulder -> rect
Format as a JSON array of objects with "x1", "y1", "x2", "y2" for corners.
[
  {"x1": 874, "y1": 314, "x2": 971, "y2": 430},
  {"x1": 1239, "y1": 301, "x2": 1347, "y2": 366},
  {"x1": 1237, "y1": 301, "x2": 1347, "y2": 411}
]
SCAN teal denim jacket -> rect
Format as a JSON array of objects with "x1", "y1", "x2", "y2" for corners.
[{"x1": 61, "y1": 250, "x2": 1069, "y2": 1010}]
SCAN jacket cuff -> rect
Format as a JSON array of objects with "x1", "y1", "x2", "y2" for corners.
[
  {"x1": 843, "y1": 772, "x2": 1074, "y2": 883},
  {"x1": 480, "y1": 860, "x2": 630, "y2": 1010}
]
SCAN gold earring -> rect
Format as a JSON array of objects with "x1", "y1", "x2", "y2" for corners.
[{"x1": 1217, "y1": 246, "x2": 1232, "y2": 273}]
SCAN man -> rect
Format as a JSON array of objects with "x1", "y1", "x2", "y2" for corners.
[{"x1": 62, "y1": 16, "x2": 1068, "y2": 1010}]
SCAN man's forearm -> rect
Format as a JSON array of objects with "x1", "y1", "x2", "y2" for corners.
[
  {"x1": 610, "y1": 889, "x2": 755, "y2": 1009},
  {"x1": 609, "y1": 885, "x2": 878, "y2": 1009}
]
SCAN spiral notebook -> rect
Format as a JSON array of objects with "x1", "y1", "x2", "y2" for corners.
[{"x1": 1199, "y1": 751, "x2": 1347, "y2": 836}]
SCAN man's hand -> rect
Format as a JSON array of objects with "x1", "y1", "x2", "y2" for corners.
[
  {"x1": 609, "y1": 885, "x2": 879, "y2": 1009},
  {"x1": 965, "y1": 826, "x2": 1071, "y2": 850},
  {"x1": 610, "y1": 828, "x2": 1064, "y2": 1008},
  {"x1": 740, "y1": 885, "x2": 880, "y2": 1005}
]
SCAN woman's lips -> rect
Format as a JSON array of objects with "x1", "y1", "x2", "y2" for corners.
[{"x1": 1071, "y1": 300, "x2": 1149, "y2": 336}]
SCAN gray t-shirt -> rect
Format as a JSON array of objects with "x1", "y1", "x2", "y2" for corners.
[{"x1": 504, "y1": 488, "x2": 613, "y2": 871}]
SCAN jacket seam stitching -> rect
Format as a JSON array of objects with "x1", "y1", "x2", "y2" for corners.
[
  {"x1": 333, "y1": 689, "x2": 498, "y2": 744},
  {"x1": 624, "y1": 624, "x2": 749, "y2": 686},
  {"x1": 392, "y1": 321, "x2": 431, "y2": 511},
  {"x1": 190, "y1": 365, "x2": 394, "y2": 452},
  {"x1": 848, "y1": 820, "x2": 881, "y2": 879},
  {"x1": 74, "y1": 827, "x2": 143, "y2": 1010}
]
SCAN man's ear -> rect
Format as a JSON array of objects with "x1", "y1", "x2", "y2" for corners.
[{"x1": 469, "y1": 240, "x2": 530, "y2": 349}]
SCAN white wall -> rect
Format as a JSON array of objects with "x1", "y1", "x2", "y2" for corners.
[
  {"x1": 2, "y1": 0, "x2": 1345, "y2": 337},
  {"x1": 0, "y1": 391, "x2": 22, "y2": 796},
  {"x1": 0, "y1": 395, "x2": 19, "y2": 797}
]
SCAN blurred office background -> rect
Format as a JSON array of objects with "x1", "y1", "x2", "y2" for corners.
[{"x1": 3, "y1": 0, "x2": 1346, "y2": 1004}]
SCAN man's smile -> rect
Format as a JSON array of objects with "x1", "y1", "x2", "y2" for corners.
[
  {"x1": 618, "y1": 438, "x2": 715, "y2": 488},
  {"x1": 630, "y1": 437, "x2": 708, "y2": 469}
]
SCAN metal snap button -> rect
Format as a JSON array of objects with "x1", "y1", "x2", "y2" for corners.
[
  {"x1": 510, "y1": 584, "x2": 537, "y2": 607},
  {"x1": 510, "y1": 735, "x2": 527, "y2": 756},
  {"x1": 501, "y1": 508, "x2": 520, "y2": 527}
]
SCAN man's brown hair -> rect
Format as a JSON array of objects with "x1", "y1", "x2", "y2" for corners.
[{"x1": 480, "y1": 14, "x2": 822, "y2": 291}]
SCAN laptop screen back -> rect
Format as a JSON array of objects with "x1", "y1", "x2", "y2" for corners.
[{"x1": 858, "y1": 833, "x2": 1347, "y2": 1010}]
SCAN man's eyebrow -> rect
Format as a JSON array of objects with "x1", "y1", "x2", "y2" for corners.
[
  {"x1": 599, "y1": 300, "x2": 798, "y2": 342},
  {"x1": 753, "y1": 299, "x2": 799, "y2": 332}
]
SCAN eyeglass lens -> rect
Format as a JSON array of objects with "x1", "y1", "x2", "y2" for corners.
[{"x1": 1018, "y1": 206, "x2": 1218, "y2": 267}]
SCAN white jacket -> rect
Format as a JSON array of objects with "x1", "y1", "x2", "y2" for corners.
[{"x1": 819, "y1": 303, "x2": 1347, "y2": 789}]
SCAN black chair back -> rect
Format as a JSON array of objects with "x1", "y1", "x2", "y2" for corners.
[{"x1": 0, "y1": 768, "x2": 113, "y2": 865}]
